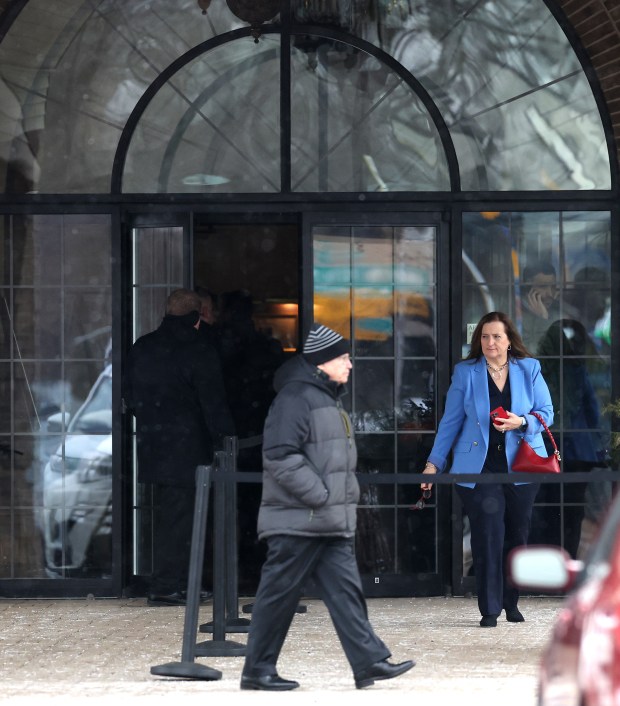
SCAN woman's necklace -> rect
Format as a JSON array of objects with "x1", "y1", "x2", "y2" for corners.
[{"x1": 486, "y1": 360, "x2": 508, "y2": 380}]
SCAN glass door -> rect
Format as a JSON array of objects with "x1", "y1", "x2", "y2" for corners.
[
  {"x1": 308, "y1": 213, "x2": 450, "y2": 597},
  {"x1": 126, "y1": 216, "x2": 188, "y2": 585},
  {"x1": 192, "y1": 217, "x2": 299, "y2": 594},
  {"x1": 124, "y1": 214, "x2": 300, "y2": 595}
]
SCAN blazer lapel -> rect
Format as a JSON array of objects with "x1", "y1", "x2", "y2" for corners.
[
  {"x1": 472, "y1": 359, "x2": 490, "y2": 445},
  {"x1": 508, "y1": 360, "x2": 526, "y2": 413}
]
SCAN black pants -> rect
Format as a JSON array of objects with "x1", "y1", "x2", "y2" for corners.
[
  {"x1": 151, "y1": 484, "x2": 195, "y2": 594},
  {"x1": 457, "y1": 481, "x2": 539, "y2": 617},
  {"x1": 242, "y1": 535, "x2": 391, "y2": 677}
]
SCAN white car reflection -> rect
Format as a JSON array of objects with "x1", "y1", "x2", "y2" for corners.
[{"x1": 40, "y1": 365, "x2": 112, "y2": 577}]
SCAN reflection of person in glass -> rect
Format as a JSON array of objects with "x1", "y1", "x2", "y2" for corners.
[
  {"x1": 421, "y1": 311, "x2": 553, "y2": 627},
  {"x1": 566, "y1": 266, "x2": 610, "y2": 355},
  {"x1": 520, "y1": 261, "x2": 559, "y2": 351},
  {"x1": 534, "y1": 318, "x2": 607, "y2": 557}
]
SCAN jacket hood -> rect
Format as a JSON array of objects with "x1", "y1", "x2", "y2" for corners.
[{"x1": 273, "y1": 355, "x2": 344, "y2": 398}]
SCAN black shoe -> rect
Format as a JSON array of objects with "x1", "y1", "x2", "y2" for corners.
[
  {"x1": 147, "y1": 591, "x2": 186, "y2": 606},
  {"x1": 506, "y1": 608, "x2": 525, "y2": 623},
  {"x1": 184, "y1": 590, "x2": 213, "y2": 604},
  {"x1": 240, "y1": 674, "x2": 300, "y2": 691},
  {"x1": 480, "y1": 615, "x2": 498, "y2": 627},
  {"x1": 354, "y1": 659, "x2": 415, "y2": 689},
  {"x1": 147, "y1": 590, "x2": 213, "y2": 606}
]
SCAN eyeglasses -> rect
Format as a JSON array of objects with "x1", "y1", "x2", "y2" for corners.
[{"x1": 411, "y1": 489, "x2": 432, "y2": 510}]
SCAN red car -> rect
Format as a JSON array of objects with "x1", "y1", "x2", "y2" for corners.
[{"x1": 509, "y1": 493, "x2": 620, "y2": 706}]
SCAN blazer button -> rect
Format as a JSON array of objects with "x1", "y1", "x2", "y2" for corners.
[{"x1": 473, "y1": 441, "x2": 478, "y2": 446}]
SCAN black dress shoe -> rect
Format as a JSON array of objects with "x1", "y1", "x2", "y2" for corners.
[
  {"x1": 240, "y1": 674, "x2": 300, "y2": 691},
  {"x1": 147, "y1": 590, "x2": 213, "y2": 606},
  {"x1": 354, "y1": 658, "x2": 415, "y2": 689},
  {"x1": 147, "y1": 591, "x2": 186, "y2": 606},
  {"x1": 183, "y1": 590, "x2": 213, "y2": 604},
  {"x1": 505, "y1": 608, "x2": 525, "y2": 623},
  {"x1": 480, "y1": 615, "x2": 497, "y2": 627}
]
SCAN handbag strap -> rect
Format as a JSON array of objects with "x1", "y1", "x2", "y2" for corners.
[{"x1": 529, "y1": 411, "x2": 561, "y2": 461}]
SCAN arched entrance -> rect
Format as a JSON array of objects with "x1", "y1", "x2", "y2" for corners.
[{"x1": 0, "y1": 0, "x2": 615, "y2": 598}]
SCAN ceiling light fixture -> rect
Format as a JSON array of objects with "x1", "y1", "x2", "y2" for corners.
[
  {"x1": 197, "y1": 0, "x2": 280, "y2": 42},
  {"x1": 182, "y1": 174, "x2": 230, "y2": 186}
]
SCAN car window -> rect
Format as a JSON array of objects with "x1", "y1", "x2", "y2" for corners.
[{"x1": 69, "y1": 371, "x2": 112, "y2": 434}]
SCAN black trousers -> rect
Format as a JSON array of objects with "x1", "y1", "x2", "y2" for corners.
[
  {"x1": 457, "y1": 481, "x2": 539, "y2": 617},
  {"x1": 151, "y1": 484, "x2": 195, "y2": 594},
  {"x1": 242, "y1": 535, "x2": 391, "y2": 677}
]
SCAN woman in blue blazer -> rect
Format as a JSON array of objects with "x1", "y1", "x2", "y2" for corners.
[{"x1": 422, "y1": 311, "x2": 553, "y2": 627}]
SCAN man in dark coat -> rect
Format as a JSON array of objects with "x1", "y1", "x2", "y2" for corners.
[
  {"x1": 240, "y1": 323, "x2": 414, "y2": 691},
  {"x1": 123, "y1": 288, "x2": 234, "y2": 605},
  {"x1": 216, "y1": 289, "x2": 285, "y2": 589}
]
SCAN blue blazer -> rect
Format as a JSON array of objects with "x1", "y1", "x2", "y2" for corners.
[{"x1": 427, "y1": 357, "x2": 554, "y2": 488}]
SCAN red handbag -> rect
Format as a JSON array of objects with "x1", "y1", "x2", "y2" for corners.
[{"x1": 512, "y1": 411, "x2": 561, "y2": 474}]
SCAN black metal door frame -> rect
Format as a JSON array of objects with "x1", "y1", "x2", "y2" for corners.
[{"x1": 302, "y1": 209, "x2": 453, "y2": 597}]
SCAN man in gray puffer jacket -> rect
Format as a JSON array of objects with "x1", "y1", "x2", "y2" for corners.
[{"x1": 240, "y1": 323, "x2": 414, "y2": 691}]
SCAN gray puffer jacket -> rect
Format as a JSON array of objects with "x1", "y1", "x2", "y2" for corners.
[{"x1": 257, "y1": 355, "x2": 359, "y2": 540}]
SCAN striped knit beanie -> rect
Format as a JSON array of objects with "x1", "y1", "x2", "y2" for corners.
[{"x1": 303, "y1": 323, "x2": 350, "y2": 366}]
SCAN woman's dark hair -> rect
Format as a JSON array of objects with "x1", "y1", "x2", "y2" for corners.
[{"x1": 466, "y1": 311, "x2": 532, "y2": 360}]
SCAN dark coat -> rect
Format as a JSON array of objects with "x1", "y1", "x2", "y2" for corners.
[
  {"x1": 123, "y1": 313, "x2": 235, "y2": 487},
  {"x1": 257, "y1": 356, "x2": 359, "y2": 540},
  {"x1": 217, "y1": 318, "x2": 284, "y2": 441}
]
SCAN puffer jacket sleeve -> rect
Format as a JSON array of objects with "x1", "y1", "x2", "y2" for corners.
[{"x1": 262, "y1": 389, "x2": 330, "y2": 509}]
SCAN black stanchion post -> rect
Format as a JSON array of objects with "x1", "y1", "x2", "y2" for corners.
[
  {"x1": 224, "y1": 435, "x2": 251, "y2": 630},
  {"x1": 150, "y1": 464, "x2": 222, "y2": 680},
  {"x1": 195, "y1": 447, "x2": 246, "y2": 657},
  {"x1": 201, "y1": 436, "x2": 251, "y2": 634},
  {"x1": 225, "y1": 436, "x2": 238, "y2": 610}
]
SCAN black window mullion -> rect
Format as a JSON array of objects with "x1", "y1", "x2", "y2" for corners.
[{"x1": 280, "y1": 11, "x2": 291, "y2": 193}]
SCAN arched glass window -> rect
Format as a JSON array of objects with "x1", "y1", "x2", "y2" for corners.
[
  {"x1": 0, "y1": 0, "x2": 611, "y2": 194},
  {"x1": 288, "y1": 35, "x2": 450, "y2": 192},
  {"x1": 122, "y1": 33, "x2": 451, "y2": 193},
  {"x1": 294, "y1": 1, "x2": 611, "y2": 191},
  {"x1": 123, "y1": 37, "x2": 283, "y2": 193}
]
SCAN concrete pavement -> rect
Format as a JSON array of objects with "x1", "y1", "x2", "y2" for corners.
[{"x1": 0, "y1": 595, "x2": 564, "y2": 705}]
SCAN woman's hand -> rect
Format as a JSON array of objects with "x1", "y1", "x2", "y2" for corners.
[
  {"x1": 421, "y1": 462, "x2": 437, "y2": 491},
  {"x1": 492, "y1": 411, "x2": 525, "y2": 433}
]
